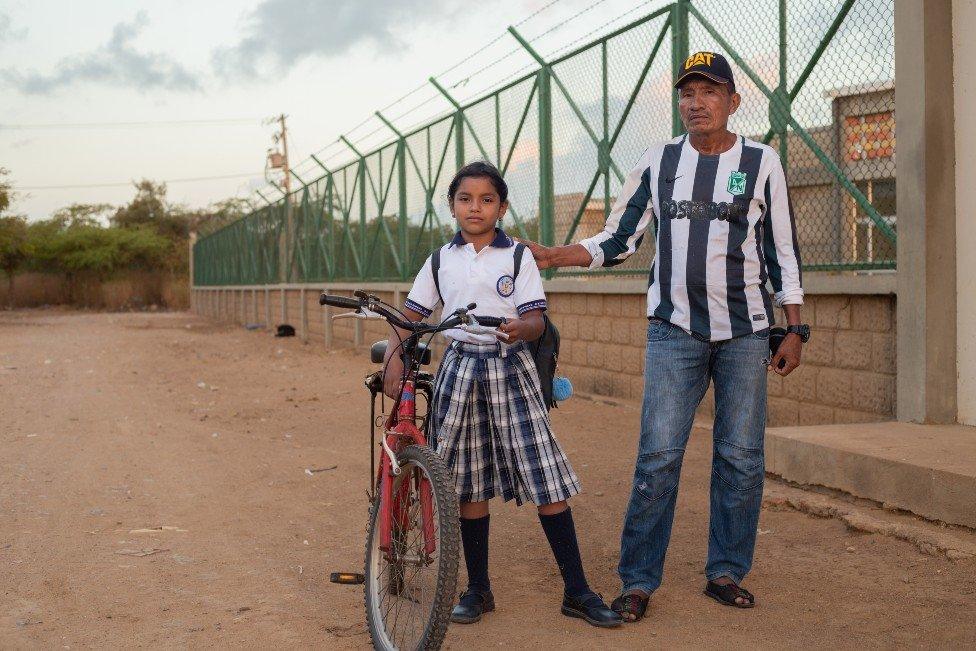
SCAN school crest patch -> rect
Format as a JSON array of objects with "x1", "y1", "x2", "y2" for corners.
[
  {"x1": 496, "y1": 274, "x2": 515, "y2": 297},
  {"x1": 727, "y1": 171, "x2": 747, "y2": 195}
]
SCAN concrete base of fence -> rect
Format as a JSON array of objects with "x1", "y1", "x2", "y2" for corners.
[{"x1": 190, "y1": 272, "x2": 896, "y2": 426}]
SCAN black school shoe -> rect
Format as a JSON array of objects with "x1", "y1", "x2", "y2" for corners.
[
  {"x1": 561, "y1": 592, "x2": 624, "y2": 628},
  {"x1": 451, "y1": 589, "x2": 495, "y2": 624}
]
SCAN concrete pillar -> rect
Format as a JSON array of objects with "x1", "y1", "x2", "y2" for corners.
[
  {"x1": 188, "y1": 232, "x2": 196, "y2": 312},
  {"x1": 264, "y1": 287, "x2": 271, "y2": 329},
  {"x1": 954, "y1": 0, "x2": 976, "y2": 426},
  {"x1": 300, "y1": 288, "x2": 308, "y2": 342},
  {"x1": 895, "y1": 0, "x2": 958, "y2": 423},
  {"x1": 280, "y1": 287, "x2": 286, "y2": 325},
  {"x1": 323, "y1": 287, "x2": 333, "y2": 347}
]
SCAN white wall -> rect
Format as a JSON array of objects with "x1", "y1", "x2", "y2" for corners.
[{"x1": 955, "y1": 0, "x2": 976, "y2": 425}]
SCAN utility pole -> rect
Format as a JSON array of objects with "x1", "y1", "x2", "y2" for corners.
[
  {"x1": 279, "y1": 114, "x2": 291, "y2": 198},
  {"x1": 269, "y1": 113, "x2": 293, "y2": 282}
]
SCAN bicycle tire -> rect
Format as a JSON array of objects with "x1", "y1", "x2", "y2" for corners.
[{"x1": 364, "y1": 444, "x2": 460, "y2": 650}]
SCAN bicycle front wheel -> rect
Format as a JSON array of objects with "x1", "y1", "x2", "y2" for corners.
[{"x1": 364, "y1": 444, "x2": 460, "y2": 651}]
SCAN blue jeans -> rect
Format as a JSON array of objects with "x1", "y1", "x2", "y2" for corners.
[{"x1": 617, "y1": 318, "x2": 769, "y2": 595}]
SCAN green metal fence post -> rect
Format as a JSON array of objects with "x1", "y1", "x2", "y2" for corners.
[
  {"x1": 290, "y1": 169, "x2": 308, "y2": 187},
  {"x1": 508, "y1": 26, "x2": 555, "y2": 274},
  {"x1": 777, "y1": 0, "x2": 789, "y2": 165},
  {"x1": 429, "y1": 77, "x2": 466, "y2": 170},
  {"x1": 309, "y1": 153, "x2": 329, "y2": 172},
  {"x1": 671, "y1": 0, "x2": 689, "y2": 136},
  {"x1": 538, "y1": 68, "x2": 554, "y2": 262},
  {"x1": 339, "y1": 136, "x2": 368, "y2": 280},
  {"x1": 375, "y1": 112, "x2": 409, "y2": 280},
  {"x1": 602, "y1": 40, "x2": 611, "y2": 222}
]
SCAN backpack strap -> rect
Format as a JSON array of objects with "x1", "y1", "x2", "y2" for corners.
[
  {"x1": 513, "y1": 242, "x2": 526, "y2": 282},
  {"x1": 431, "y1": 246, "x2": 443, "y2": 306}
]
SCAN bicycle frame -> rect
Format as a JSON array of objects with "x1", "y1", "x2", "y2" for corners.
[
  {"x1": 324, "y1": 291, "x2": 506, "y2": 565},
  {"x1": 377, "y1": 376, "x2": 437, "y2": 556}
]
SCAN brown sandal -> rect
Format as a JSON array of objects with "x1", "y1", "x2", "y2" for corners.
[
  {"x1": 610, "y1": 592, "x2": 649, "y2": 622},
  {"x1": 704, "y1": 580, "x2": 755, "y2": 608}
]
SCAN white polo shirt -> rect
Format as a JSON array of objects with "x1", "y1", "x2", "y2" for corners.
[{"x1": 405, "y1": 229, "x2": 548, "y2": 344}]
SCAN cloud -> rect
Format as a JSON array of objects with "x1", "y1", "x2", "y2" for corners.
[
  {"x1": 212, "y1": 0, "x2": 462, "y2": 80},
  {"x1": 0, "y1": 11, "x2": 28, "y2": 46},
  {"x1": 0, "y1": 11, "x2": 200, "y2": 95}
]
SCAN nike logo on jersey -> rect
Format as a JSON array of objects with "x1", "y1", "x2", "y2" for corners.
[{"x1": 663, "y1": 175, "x2": 682, "y2": 184}]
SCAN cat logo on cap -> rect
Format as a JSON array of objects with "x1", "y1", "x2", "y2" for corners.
[{"x1": 685, "y1": 52, "x2": 715, "y2": 69}]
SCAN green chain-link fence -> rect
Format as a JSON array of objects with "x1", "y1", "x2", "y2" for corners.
[{"x1": 194, "y1": 0, "x2": 895, "y2": 286}]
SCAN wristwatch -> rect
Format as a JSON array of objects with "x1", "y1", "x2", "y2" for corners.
[{"x1": 786, "y1": 324, "x2": 811, "y2": 343}]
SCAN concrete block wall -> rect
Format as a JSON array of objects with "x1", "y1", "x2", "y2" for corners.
[
  {"x1": 191, "y1": 278, "x2": 896, "y2": 427},
  {"x1": 697, "y1": 295, "x2": 897, "y2": 426}
]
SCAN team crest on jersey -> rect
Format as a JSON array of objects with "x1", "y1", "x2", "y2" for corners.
[
  {"x1": 727, "y1": 171, "x2": 747, "y2": 195},
  {"x1": 496, "y1": 275, "x2": 515, "y2": 297}
]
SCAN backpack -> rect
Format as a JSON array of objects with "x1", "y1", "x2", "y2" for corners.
[{"x1": 431, "y1": 243, "x2": 562, "y2": 410}]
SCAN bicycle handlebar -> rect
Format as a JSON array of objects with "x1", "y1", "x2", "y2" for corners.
[
  {"x1": 472, "y1": 316, "x2": 505, "y2": 328},
  {"x1": 319, "y1": 292, "x2": 507, "y2": 339},
  {"x1": 320, "y1": 294, "x2": 360, "y2": 309}
]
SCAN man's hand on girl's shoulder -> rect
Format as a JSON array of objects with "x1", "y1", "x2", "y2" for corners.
[{"x1": 513, "y1": 238, "x2": 552, "y2": 269}]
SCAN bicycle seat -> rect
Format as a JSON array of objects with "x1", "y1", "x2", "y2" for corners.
[{"x1": 370, "y1": 340, "x2": 432, "y2": 366}]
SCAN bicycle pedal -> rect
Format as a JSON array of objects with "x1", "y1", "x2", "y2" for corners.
[{"x1": 330, "y1": 572, "x2": 365, "y2": 585}]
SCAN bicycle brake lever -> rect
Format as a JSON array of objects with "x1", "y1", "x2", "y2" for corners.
[{"x1": 332, "y1": 307, "x2": 384, "y2": 321}]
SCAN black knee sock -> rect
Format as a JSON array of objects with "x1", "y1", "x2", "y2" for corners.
[
  {"x1": 460, "y1": 515, "x2": 490, "y2": 594},
  {"x1": 538, "y1": 507, "x2": 592, "y2": 598}
]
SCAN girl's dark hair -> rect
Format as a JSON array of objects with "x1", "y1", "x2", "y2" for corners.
[{"x1": 447, "y1": 161, "x2": 508, "y2": 204}]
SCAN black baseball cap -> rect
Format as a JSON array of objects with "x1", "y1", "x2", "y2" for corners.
[{"x1": 674, "y1": 51, "x2": 736, "y2": 93}]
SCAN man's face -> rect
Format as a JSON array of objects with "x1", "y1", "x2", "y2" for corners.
[{"x1": 677, "y1": 77, "x2": 740, "y2": 136}]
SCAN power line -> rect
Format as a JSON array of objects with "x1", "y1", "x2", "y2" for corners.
[
  {"x1": 312, "y1": 0, "x2": 566, "y2": 152},
  {"x1": 0, "y1": 118, "x2": 263, "y2": 130},
  {"x1": 527, "y1": 0, "x2": 613, "y2": 42},
  {"x1": 15, "y1": 171, "x2": 263, "y2": 191},
  {"x1": 251, "y1": 0, "x2": 638, "y2": 202}
]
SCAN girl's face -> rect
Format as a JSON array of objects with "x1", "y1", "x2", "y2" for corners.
[{"x1": 451, "y1": 176, "x2": 508, "y2": 237}]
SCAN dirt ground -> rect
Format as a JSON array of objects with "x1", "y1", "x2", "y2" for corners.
[{"x1": 2, "y1": 310, "x2": 975, "y2": 650}]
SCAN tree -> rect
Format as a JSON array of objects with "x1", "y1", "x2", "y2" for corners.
[
  {"x1": 0, "y1": 169, "x2": 30, "y2": 305},
  {"x1": 0, "y1": 215, "x2": 30, "y2": 305},
  {"x1": 0, "y1": 167, "x2": 11, "y2": 215},
  {"x1": 111, "y1": 180, "x2": 188, "y2": 242},
  {"x1": 51, "y1": 203, "x2": 115, "y2": 229},
  {"x1": 190, "y1": 197, "x2": 250, "y2": 235}
]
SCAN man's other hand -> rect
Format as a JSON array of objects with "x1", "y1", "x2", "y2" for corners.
[{"x1": 769, "y1": 333, "x2": 802, "y2": 377}]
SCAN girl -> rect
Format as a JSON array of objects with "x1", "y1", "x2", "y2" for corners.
[{"x1": 382, "y1": 161, "x2": 621, "y2": 628}]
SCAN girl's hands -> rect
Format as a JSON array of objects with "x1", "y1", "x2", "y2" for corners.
[
  {"x1": 498, "y1": 313, "x2": 544, "y2": 343},
  {"x1": 383, "y1": 354, "x2": 404, "y2": 399}
]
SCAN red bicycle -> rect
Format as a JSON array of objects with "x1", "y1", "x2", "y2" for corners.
[{"x1": 320, "y1": 291, "x2": 507, "y2": 650}]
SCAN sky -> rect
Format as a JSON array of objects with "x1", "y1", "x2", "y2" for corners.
[
  {"x1": 1, "y1": 0, "x2": 671, "y2": 220},
  {"x1": 1, "y1": 0, "x2": 892, "y2": 222}
]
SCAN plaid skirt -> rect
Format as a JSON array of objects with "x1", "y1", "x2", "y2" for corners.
[{"x1": 429, "y1": 340, "x2": 581, "y2": 506}]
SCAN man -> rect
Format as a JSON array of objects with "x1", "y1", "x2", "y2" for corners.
[{"x1": 520, "y1": 51, "x2": 809, "y2": 620}]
